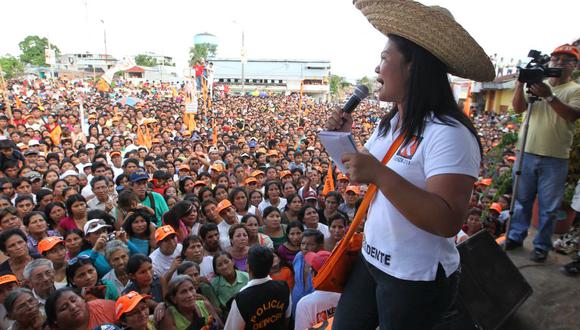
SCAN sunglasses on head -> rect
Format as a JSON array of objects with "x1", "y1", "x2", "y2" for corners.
[{"x1": 67, "y1": 254, "x2": 91, "y2": 266}]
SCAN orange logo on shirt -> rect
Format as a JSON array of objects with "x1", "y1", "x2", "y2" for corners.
[{"x1": 396, "y1": 136, "x2": 422, "y2": 159}]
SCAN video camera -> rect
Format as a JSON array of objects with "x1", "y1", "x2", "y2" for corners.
[{"x1": 517, "y1": 50, "x2": 561, "y2": 84}]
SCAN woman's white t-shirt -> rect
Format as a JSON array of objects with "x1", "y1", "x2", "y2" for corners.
[{"x1": 363, "y1": 114, "x2": 480, "y2": 281}]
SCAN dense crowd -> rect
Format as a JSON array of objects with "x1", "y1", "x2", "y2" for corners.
[{"x1": 0, "y1": 76, "x2": 523, "y2": 329}]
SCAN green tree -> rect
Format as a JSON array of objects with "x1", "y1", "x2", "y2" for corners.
[
  {"x1": 0, "y1": 55, "x2": 24, "y2": 79},
  {"x1": 134, "y1": 54, "x2": 158, "y2": 67},
  {"x1": 189, "y1": 43, "x2": 217, "y2": 65},
  {"x1": 329, "y1": 74, "x2": 350, "y2": 95},
  {"x1": 357, "y1": 76, "x2": 376, "y2": 93},
  {"x1": 18, "y1": 35, "x2": 60, "y2": 66}
]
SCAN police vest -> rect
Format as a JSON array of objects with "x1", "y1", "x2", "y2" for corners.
[{"x1": 235, "y1": 280, "x2": 289, "y2": 330}]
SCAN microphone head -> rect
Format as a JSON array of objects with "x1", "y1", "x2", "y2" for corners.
[{"x1": 353, "y1": 85, "x2": 370, "y2": 99}]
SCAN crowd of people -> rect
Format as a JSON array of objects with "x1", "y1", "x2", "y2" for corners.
[{"x1": 0, "y1": 71, "x2": 574, "y2": 329}]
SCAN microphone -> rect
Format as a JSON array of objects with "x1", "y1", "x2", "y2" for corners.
[{"x1": 342, "y1": 85, "x2": 369, "y2": 114}]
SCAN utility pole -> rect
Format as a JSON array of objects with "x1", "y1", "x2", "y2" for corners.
[
  {"x1": 241, "y1": 29, "x2": 245, "y2": 95},
  {"x1": 101, "y1": 20, "x2": 108, "y2": 70}
]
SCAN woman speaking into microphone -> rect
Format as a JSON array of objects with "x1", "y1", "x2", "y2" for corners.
[{"x1": 326, "y1": 1, "x2": 495, "y2": 329}]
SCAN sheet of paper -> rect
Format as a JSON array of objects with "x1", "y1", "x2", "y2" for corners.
[{"x1": 317, "y1": 131, "x2": 358, "y2": 174}]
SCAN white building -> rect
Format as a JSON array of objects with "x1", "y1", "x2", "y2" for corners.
[
  {"x1": 134, "y1": 52, "x2": 175, "y2": 66},
  {"x1": 57, "y1": 52, "x2": 118, "y2": 73},
  {"x1": 211, "y1": 58, "x2": 330, "y2": 98}
]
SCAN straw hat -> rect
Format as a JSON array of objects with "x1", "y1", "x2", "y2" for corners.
[{"x1": 354, "y1": 0, "x2": 495, "y2": 82}]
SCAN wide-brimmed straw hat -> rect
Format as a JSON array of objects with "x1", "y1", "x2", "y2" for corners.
[{"x1": 354, "y1": 0, "x2": 495, "y2": 82}]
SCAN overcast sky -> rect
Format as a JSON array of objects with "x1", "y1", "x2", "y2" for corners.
[{"x1": 1, "y1": 0, "x2": 577, "y2": 80}]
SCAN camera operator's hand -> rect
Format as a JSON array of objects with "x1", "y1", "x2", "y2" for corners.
[
  {"x1": 93, "y1": 233, "x2": 108, "y2": 252},
  {"x1": 529, "y1": 83, "x2": 552, "y2": 98}
]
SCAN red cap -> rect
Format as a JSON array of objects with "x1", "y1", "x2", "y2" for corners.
[
  {"x1": 552, "y1": 44, "x2": 579, "y2": 60},
  {"x1": 305, "y1": 251, "x2": 331, "y2": 272},
  {"x1": 489, "y1": 202, "x2": 502, "y2": 214}
]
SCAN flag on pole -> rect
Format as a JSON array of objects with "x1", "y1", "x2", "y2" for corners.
[
  {"x1": 321, "y1": 162, "x2": 335, "y2": 196},
  {"x1": 212, "y1": 119, "x2": 218, "y2": 146},
  {"x1": 96, "y1": 79, "x2": 110, "y2": 92},
  {"x1": 298, "y1": 80, "x2": 304, "y2": 112},
  {"x1": 463, "y1": 82, "x2": 472, "y2": 117},
  {"x1": 49, "y1": 125, "x2": 62, "y2": 145},
  {"x1": 136, "y1": 125, "x2": 146, "y2": 146}
]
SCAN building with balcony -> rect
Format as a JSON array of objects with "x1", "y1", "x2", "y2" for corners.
[
  {"x1": 57, "y1": 52, "x2": 118, "y2": 73},
  {"x1": 210, "y1": 58, "x2": 330, "y2": 99}
]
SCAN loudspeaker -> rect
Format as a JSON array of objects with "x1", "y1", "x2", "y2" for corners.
[{"x1": 434, "y1": 230, "x2": 533, "y2": 330}]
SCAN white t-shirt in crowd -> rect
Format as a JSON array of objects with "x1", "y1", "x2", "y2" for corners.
[
  {"x1": 258, "y1": 197, "x2": 287, "y2": 214},
  {"x1": 218, "y1": 220, "x2": 235, "y2": 250},
  {"x1": 149, "y1": 243, "x2": 183, "y2": 278},
  {"x1": 363, "y1": 114, "x2": 480, "y2": 281},
  {"x1": 200, "y1": 256, "x2": 214, "y2": 278},
  {"x1": 294, "y1": 290, "x2": 341, "y2": 330}
]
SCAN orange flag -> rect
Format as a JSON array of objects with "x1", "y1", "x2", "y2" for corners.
[
  {"x1": 144, "y1": 125, "x2": 152, "y2": 149},
  {"x1": 96, "y1": 79, "x2": 110, "y2": 92},
  {"x1": 463, "y1": 83, "x2": 472, "y2": 117},
  {"x1": 49, "y1": 125, "x2": 62, "y2": 145},
  {"x1": 14, "y1": 95, "x2": 22, "y2": 109},
  {"x1": 136, "y1": 125, "x2": 146, "y2": 146},
  {"x1": 212, "y1": 119, "x2": 218, "y2": 146},
  {"x1": 321, "y1": 162, "x2": 335, "y2": 196}
]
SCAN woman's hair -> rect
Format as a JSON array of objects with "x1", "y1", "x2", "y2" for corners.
[
  {"x1": 378, "y1": 34, "x2": 482, "y2": 153},
  {"x1": 35, "y1": 189, "x2": 54, "y2": 207},
  {"x1": 284, "y1": 194, "x2": 303, "y2": 212},
  {"x1": 248, "y1": 190, "x2": 263, "y2": 204},
  {"x1": 44, "y1": 202, "x2": 67, "y2": 226},
  {"x1": 45, "y1": 287, "x2": 78, "y2": 326},
  {"x1": 117, "y1": 189, "x2": 140, "y2": 211},
  {"x1": 126, "y1": 254, "x2": 152, "y2": 275},
  {"x1": 263, "y1": 180, "x2": 283, "y2": 200},
  {"x1": 163, "y1": 200, "x2": 194, "y2": 230},
  {"x1": 302, "y1": 229, "x2": 325, "y2": 246},
  {"x1": 228, "y1": 223, "x2": 249, "y2": 240},
  {"x1": 23, "y1": 211, "x2": 47, "y2": 227},
  {"x1": 240, "y1": 214, "x2": 259, "y2": 225},
  {"x1": 65, "y1": 255, "x2": 95, "y2": 287},
  {"x1": 328, "y1": 213, "x2": 348, "y2": 227},
  {"x1": 104, "y1": 240, "x2": 129, "y2": 261},
  {"x1": 212, "y1": 251, "x2": 234, "y2": 274},
  {"x1": 212, "y1": 184, "x2": 228, "y2": 196},
  {"x1": 0, "y1": 228, "x2": 27, "y2": 253},
  {"x1": 200, "y1": 198, "x2": 218, "y2": 218},
  {"x1": 298, "y1": 205, "x2": 318, "y2": 223},
  {"x1": 122, "y1": 208, "x2": 154, "y2": 237},
  {"x1": 178, "y1": 176, "x2": 195, "y2": 194},
  {"x1": 87, "y1": 209, "x2": 116, "y2": 228},
  {"x1": 228, "y1": 187, "x2": 249, "y2": 211},
  {"x1": 324, "y1": 191, "x2": 343, "y2": 205},
  {"x1": 286, "y1": 220, "x2": 305, "y2": 235},
  {"x1": 197, "y1": 186, "x2": 213, "y2": 201},
  {"x1": 177, "y1": 261, "x2": 200, "y2": 275},
  {"x1": 65, "y1": 194, "x2": 86, "y2": 215},
  {"x1": 165, "y1": 275, "x2": 195, "y2": 306},
  {"x1": 180, "y1": 235, "x2": 203, "y2": 260},
  {"x1": 4, "y1": 288, "x2": 34, "y2": 316},
  {"x1": 263, "y1": 206, "x2": 282, "y2": 221},
  {"x1": 0, "y1": 206, "x2": 18, "y2": 220}
]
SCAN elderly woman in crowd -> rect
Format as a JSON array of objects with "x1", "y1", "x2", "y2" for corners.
[
  {"x1": 0, "y1": 229, "x2": 34, "y2": 281},
  {"x1": 3, "y1": 288, "x2": 44, "y2": 330}
]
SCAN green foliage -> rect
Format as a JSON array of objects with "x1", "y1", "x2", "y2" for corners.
[
  {"x1": 134, "y1": 54, "x2": 158, "y2": 67},
  {"x1": 329, "y1": 75, "x2": 350, "y2": 95},
  {"x1": 189, "y1": 43, "x2": 217, "y2": 66},
  {"x1": 356, "y1": 76, "x2": 375, "y2": 93},
  {"x1": 18, "y1": 35, "x2": 60, "y2": 66},
  {"x1": 0, "y1": 55, "x2": 24, "y2": 78}
]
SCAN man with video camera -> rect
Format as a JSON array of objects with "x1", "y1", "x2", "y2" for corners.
[{"x1": 506, "y1": 44, "x2": 580, "y2": 262}]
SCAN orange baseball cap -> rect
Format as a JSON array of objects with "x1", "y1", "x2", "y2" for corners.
[
  {"x1": 279, "y1": 170, "x2": 292, "y2": 178},
  {"x1": 489, "y1": 202, "x2": 502, "y2": 214},
  {"x1": 475, "y1": 178, "x2": 492, "y2": 186},
  {"x1": 245, "y1": 177, "x2": 258, "y2": 185},
  {"x1": 267, "y1": 150, "x2": 279, "y2": 156},
  {"x1": 194, "y1": 180, "x2": 206, "y2": 187},
  {"x1": 210, "y1": 163, "x2": 224, "y2": 172},
  {"x1": 110, "y1": 151, "x2": 122, "y2": 158},
  {"x1": 38, "y1": 236, "x2": 64, "y2": 254},
  {"x1": 552, "y1": 44, "x2": 579, "y2": 60},
  {"x1": 115, "y1": 291, "x2": 151, "y2": 320},
  {"x1": 0, "y1": 274, "x2": 18, "y2": 286},
  {"x1": 251, "y1": 170, "x2": 265, "y2": 178},
  {"x1": 337, "y1": 173, "x2": 349, "y2": 182},
  {"x1": 154, "y1": 225, "x2": 176, "y2": 242},
  {"x1": 178, "y1": 164, "x2": 190, "y2": 171},
  {"x1": 506, "y1": 156, "x2": 516, "y2": 162},
  {"x1": 216, "y1": 199, "x2": 233, "y2": 214},
  {"x1": 345, "y1": 185, "x2": 360, "y2": 195}
]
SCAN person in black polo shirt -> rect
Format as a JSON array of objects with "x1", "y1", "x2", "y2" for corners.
[{"x1": 224, "y1": 246, "x2": 291, "y2": 329}]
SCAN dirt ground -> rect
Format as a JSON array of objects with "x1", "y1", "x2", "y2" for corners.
[{"x1": 499, "y1": 233, "x2": 580, "y2": 330}]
